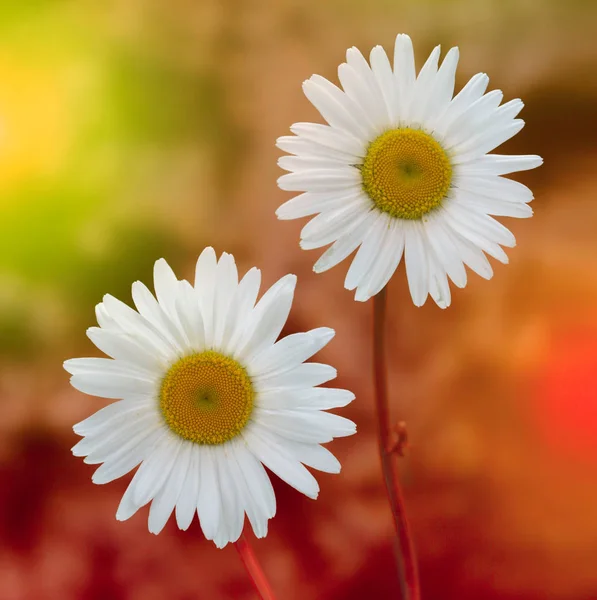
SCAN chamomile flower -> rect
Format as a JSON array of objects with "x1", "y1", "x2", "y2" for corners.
[
  {"x1": 65, "y1": 248, "x2": 356, "y2": 548},
  {"x1": 276, "y1": 34, "x2": 542, "y2": 307}
]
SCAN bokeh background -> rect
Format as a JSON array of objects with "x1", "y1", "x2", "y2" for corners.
[{"x1": 0, "y1": 0, "x2": 596, "y2": 598}]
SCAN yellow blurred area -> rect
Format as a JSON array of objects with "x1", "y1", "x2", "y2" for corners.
[
  {"x1": 0, "y1": 59, "x2": 72, "y2": 191},
  {"x1": 0, "y1": 1, "x2": 596, "y2": 599}
]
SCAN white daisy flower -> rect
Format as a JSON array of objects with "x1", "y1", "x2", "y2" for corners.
[
  {"x1": 65, "y1": 248, "x2": 356, "y2": 548},
  {"x1": 276, "y1": 34, "x2": 543, "y2": 307}
]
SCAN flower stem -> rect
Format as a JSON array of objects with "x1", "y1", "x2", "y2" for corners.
[
  {"x1": 235, "y1": 534, "x2": 277, "y2": 600},
  {"x1": 373, "y1": 286, "x2": 420, "y2": 600}
]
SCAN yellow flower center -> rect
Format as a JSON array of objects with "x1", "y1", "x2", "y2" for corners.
[
  {"x1": 159, "y1": 351, "x2": 254, "y2": 445},
  {"x1": 361, "y1": 128, "x2": 452, "y2": 220}
]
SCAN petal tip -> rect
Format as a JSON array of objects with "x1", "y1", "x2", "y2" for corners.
[
  {"x1": 354, "y1": 288, "x2": 372, "y2": 302},
  {"x1": 198, "y1": 246, "x2": 217, "y2": 262},
  {"x1": 320, "y1": 326, "x2": 335, "y2": 339}
]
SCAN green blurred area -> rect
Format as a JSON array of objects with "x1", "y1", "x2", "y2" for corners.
[{"x1": 0, "y1": 2, "x2": 245, "y2": 357}]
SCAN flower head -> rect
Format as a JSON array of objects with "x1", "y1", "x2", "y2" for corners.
[
  {"x1": 277, "y1": 34, "x2": 542, "y2": 307},
  {"x1": 65, "y1": 248, "x2": 355, "y2": 547}
]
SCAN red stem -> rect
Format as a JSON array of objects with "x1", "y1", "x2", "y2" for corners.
[
  {"x1": 373, "y1": 287, "x2": 421, "y2": 600},
  {"x1": 235, "y1": 534, "x2": 277, "y2": 600}
]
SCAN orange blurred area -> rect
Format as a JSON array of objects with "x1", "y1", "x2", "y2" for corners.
[{"x1": 0, "y1": 0, "x2": 596, "y2": 598}]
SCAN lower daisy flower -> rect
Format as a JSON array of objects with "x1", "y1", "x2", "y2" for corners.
[
  {"x1": 65, "y1": 248, "x2": 356, "y2": 548},
  {"x1": 276, "y1": 33, "x2": 543, "y2": 307}
]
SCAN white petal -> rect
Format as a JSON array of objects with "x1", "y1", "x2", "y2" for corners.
[
  {"x1": 277, "y1": 168, "x2": 361, "y2": 193},
  {"x1": 175, "y1": 445, "x2": 200, "y2": 530},
  {"x1": 275, "y1": 437, "x2": 341, "y2": 474},
  {"x1": 370, "y1": 45, "x2": 398, "y2": 124},
  {"x1": 243, "y1": 424, "x2": 320, "y2": 499},
  {"x1": 116, "y1": 467, "x2": 146, "y2": 522},
  {"x1": 64, "y1": 357, "x2": 155, "y2": 380},
  {"x1": 455, "y1": 97, "x2": 523, "y2": 150},
  {"x1": 345, "y1": 212, "x2": 389, "y2": 291},
  {"x1": 277, "y1": 190, "x2": 360, "y2": 220},
  {"x1": 254, "y1": 363, "x2": 336, "y2": 390},
  {"x1": 95, "y1": 303, "x2": 116, "y2": 330},
  {"x1": 408, "y1": 45, "x2": 441, "y2": 125},
  {"x1": 302, "y1": 77, "x2": 369, "y2": 139},
  {"x1": 424, "y1": 47, "x2": 459, "y2": 128},
  {"x1": 488, "y1": 98, "x2": 524, "y2": 123},
  {"x1": 448, "y1": 230, "x2": 494, "y2": 280},
  {"x1": 338, "y1": 59, "x2": 385, "y2": 131},
  {"x1": 148, "y1": 442, "x2": 192, "y2": 534},
  {"x1": 102, "y1": 293, "x2": 181, "y2": 359},
  {"x1": 256, "y1": 408, "x2": 356, "y2": 443},
  {"x1": 448, "y1": 220, "x2": 510, "y2": 264},
  {"x1": 257, "y1": 387, "x2": 355, "y2": 411},
  {"x1": 312, "y1": 209, "x2": 378, "y2": 273},
  {"x1": 234, "y1": 274, "x2": 296, "y2": 363},
  {"x1": 212, "y1": 252, "x2": 239, "y2": 349},
  {"x1": 73, "y1": 399, "x2": 148, "y2": 436},
  {"x1": 422, "y1": 215, "x2": 467, "y2": 288},
  {"x1": 442, "y1": 89, "x2": 504, "y2": 148},
  {"x1": 300, "y1": 202, "x2": 373, "y2": 250},
  {"x1": 153, "y1": 259, "x2": 181, "y2": 322},
  {"x1": 458, "y1": 154, "x2": 543, "y2": 176},
  {"x1": 114, "y1": 431, "x2": 171, "y2": 521},
  {"x1": 69, "y1": 373, "x2": 156, "y2": 400},
  {"x1": 454, "y1": 175, "x2": 534, "y2": 204},
  {"x1": 299, "y1": 195, "x2": 366, "y2": 240},
  {"x1": 86, "y1": 327, "x2": 165, "y2": 373},
  {"x1": 222, "y1": 267, "x2": 262, "y2": 355},
  {"x1": 214, "y1": 449, "x2": 243, "y2": 546},
  {"x1": 278, "y1": 154, "x2": 347, "y2": 172},
  {"x1": 453, "y1": 119, "x2": 525, "y2": 162},
  {"x1": 393, "y1": 34, "x2": 416, "y2": 118},
  {"x1": 130, "y1": 282, "x2": 187, "y2": 354},
  {"x1": 455, "y1": 193, "x2": 533, "y2": 218},
  {"x1": 194, "y1": 247, "x2": 218, "y2": 347},
  {"x1": 75, "y1": 410, "x2": 159, "y2": 461},
  {"x1": 175, "y1": 281, "x2": 206, "y2": 352},
  {"x1": 427, "y1": 252, "x2": 452, "y2": 309},
  {"x1": 132, "y1": 434, "x2": 181, "y2": 506},
  {"x1": 289, "y1": 122, "x2": 366, "y2": 158},
  {"x1": 433, "y1": 72, "x2": 489, "y2": 138},
  {"x1": 234, "y1": 441, "x2": 276, "y2": 520},
  {"x1": 404, "y1": 222, "x2": 430, "y2": 307},
  {"x1": 310, "y1": 72, "x2": 376, "y2": 134},
  {"x1": 197, "y1": 446, "x2": 221, "y2": 540},
  {"x1": 355, "y1": 218, "x2": 405, "y2": 301},
  {"x1": 276, "y1": 133, "x2": 360, "y2": 163},
  {"x1": 91, "y1": 426, "x2": 164, "y2": 484},
  {"x1": 248, "y1": 327, "x2": 335, "y2": 377},
  {"x1": 445, "y1": 202, "x2": 516, "y2": 248},
  {"x1": 227, "y1": 442, "x2": 267, "y2": 539}
]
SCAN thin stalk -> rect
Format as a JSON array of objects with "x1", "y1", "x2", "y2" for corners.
[
  {"x1": 235, "y1": 534, "x2": 277, "y2": 600},
  {"x1": 373, "y1": 286, "x2": 420, "y2": 600}
]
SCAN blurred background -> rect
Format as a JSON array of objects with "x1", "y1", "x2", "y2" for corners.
[{"x1": 0, "y1": 0, "x2": 596, "y2": 598}]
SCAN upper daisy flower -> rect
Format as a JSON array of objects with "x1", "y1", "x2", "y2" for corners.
[
  {"x1": 276, "y1": 34, "x2": 543, "y2": 307},
  {"x1": 65, "y1": 248, "x2": 356, "y2": 548}
]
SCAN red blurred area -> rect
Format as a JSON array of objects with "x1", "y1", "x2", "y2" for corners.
[{"x1": 536, "y1": 330, "x2": 597, "y2": 463}]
